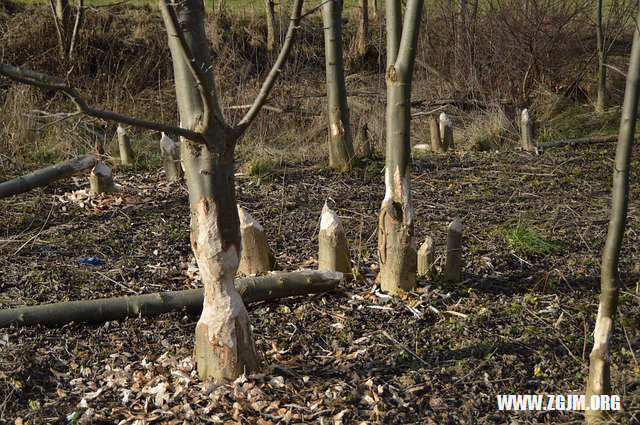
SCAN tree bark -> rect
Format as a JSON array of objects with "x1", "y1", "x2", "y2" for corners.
[
  {"x1": 585, "y1": 10, "x2": 640, "y2": 423},
  {"x1": 378, "y1": 0, "x2": 423, "y2": 294},
  {"x1": 160, "y1": 132, "x2": 183, "y2": 182},
  {"x1": 0, "y1": 270, "x2": 342, "y2": 328},
  {"x1": 322, "y1": 0, "x2": 355, "y2": 171},
  {"x1": 356, "y1": 0, "x2": 369, "y2": 57},
  {"x1": 318, "y1": 203, "x2": 352, "y2": 277},
  {"x1": 596, "y1": 0, "x2": 607, "y2": 113},
  {"x1": 237, "y1": 206, "x2": 275, "y2": 276},
  {"x1": 520, "y1": 109, "x2": 536, "y2": 152},
  {"x1": 439, "y1": 112, "x2": 454, "y2": 150},
  {"x1": 417, "y1": 235, "x2": 435, "y2": 277},
  {"x1": 430, "y1": 115, "x2": 445, "y2": 152},
  {"x1": 265, "y1": 0, "x2": 277, "y2": 53},
  {"x1": 444, "y1": 218, "x2": 463, "y2": 283},
  {"x1": 89, "y1": 161, "x2": 116, "y2": 195},
  {"x1": 0, "y1": 155, "x2": 97, "y2": 199}
]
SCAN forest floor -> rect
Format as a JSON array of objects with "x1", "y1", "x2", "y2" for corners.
[{"x1": 1, "y1": 144, "x2": 640, "y2": 424}]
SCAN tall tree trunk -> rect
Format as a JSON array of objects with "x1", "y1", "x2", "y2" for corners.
[
  {"x1": 162, "y1": 0, "x2": 258, "y2": 381},
  {"x1": 356, "y1": 0, "x2": 369, "y2": 57},
  {"x1": 377, "y1": 0, "x2": 423, "y2": 294},
  {"x1": 585, "y1": 11, "x2": 640, "y2": 423},
  {"x1": 322, "y1": 0, "x2": 355, "y2": 171},
  {"x1": 265, "y1": 0, "x2": 277, "y2": 53},
  {"x1": 596, "y1": 0, "x2": 607, "y2": 113}
]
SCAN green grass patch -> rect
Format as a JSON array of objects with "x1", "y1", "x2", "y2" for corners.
[
  {"x1": 506, "y1": 221, "x2": 556, "y2": 256},
  {"x1": 246, "y1": 158, "x2": 277, "y2": 183}
]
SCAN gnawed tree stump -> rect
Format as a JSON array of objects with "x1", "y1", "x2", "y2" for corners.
[
  {"x1": 417, "y1": 235, "x2": 435, "y2": 277},
  {"x1": 89, "y1": 161, "x2": 116, "y2": 195},
  {"x1": 444, "y1": 218, "x2": 463, "y2": 283},
  {"x1": 521, "y1": 109, "x2": 536, "y2": 152},
  {"x1": 0, "y1": 155, "x2": 97, "y2": 199},
  {"x1": 357, "y1": 123, "x2": 372, "y2": 158},
  {"x1": 160, "y1": 132, "x2": 183, "y2": 182},
  {"x1": 237, "y1": 206, "x2": 275, "y2": 276},
  {"x1": 430, "y1": 115, "x2": 445, "y2": 152},
  {"x1": 0, "y1": 270, "x2": 343, "y2": 328},
  {"x1": 117, "y1": 125, "x2": 133, "y2": 166},
  {"x1": 439, "y1": 112, "x2": 454, "y2": 150},
  {"x1": 318, "y1": 203, "x2": 352, "y2": 277}
]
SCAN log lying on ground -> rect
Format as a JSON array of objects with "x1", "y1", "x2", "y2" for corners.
[
  {"x1": 536, "y1": 134, "x2": 618, "y2": 150},
  {"x1": 0, "y1": 155, "x2": 97, "y2": 200},
  {"x1": 0, "y1": 270, "x2": 342, "y2": 328}
]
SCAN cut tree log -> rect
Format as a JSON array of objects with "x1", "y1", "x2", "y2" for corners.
[
  {"x1": 430, "y1": 115, "x2": 445, "y2": 152},
  {"x1": 444, "y1": 218, "x2": 463, "y2": 283},
  {"x1": 439, "y1": 112, "x2": 454, "y2": 150},
  {"x1": 0, "y1": 155, "x2": 97, "y2": 200},
  {"x1": 537, "y1": 134, "x2": 618, "y2": 150},
  {"x1": 117, "y1": 125, "x2": 133, "y2": 166},
  {"x1": 89, "y1": 161, "x2": 116, "y2": 195},
  {"x1": 520, "y1": 109, "x2": 536, "y2": 152},
  {"x1": 237, "y1": 206, "x2": 275, "y2": 276},
  {"x1": 0, "y1": 270, "x2": 342, "y2": 328},
  {"x1": 160, "y1": 132, "x2": 183, "y2": 182},
  {"x1": 417, "y1": 235, "x2": 435, "y2": 277},
  {"x1": 318, "y1": 203, "x2": 352, "y2": 277}
]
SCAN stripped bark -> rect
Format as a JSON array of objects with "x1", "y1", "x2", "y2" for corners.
[
  {"x1": 0, "y1": 270, "x2": 342, "y2": 328},
  {"x1": 322, "y1": 0, "x2": 355, "y2": 171},
  {"x1": 117, "y1": 125, "x2": 133, "y2": 166},
  {"x1": 585, "y1": 10, "x2": 640, "y2": 423},
  {"x1": 444, "y1": 219, "x2": 463, "y2": 283},
  {"x1": 520, "y1": 109, "x2": 536, "y2": 152},
  {"x1": 378, "y1": 0, "x2": 423, "y2": 294},
  {"x1": 0, "y1": 155, "x2": 96, "y2": 199},
  {"x1": 237, "y1": 206, "x2": 275, "y2": 276},
  {"x1": 318, "y1": 203, "x2": 352, "y2": 277}
]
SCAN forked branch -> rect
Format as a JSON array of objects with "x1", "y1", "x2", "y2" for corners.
[
  {"x1": 158, "y1": 0, "x2": 222, "y2": 130},
  {"x1": 0, "y1": 64, "x2": 206, "y2": 143},
  {"x1": 232, "y1": 0, "x2": 304, "y2": 139}
]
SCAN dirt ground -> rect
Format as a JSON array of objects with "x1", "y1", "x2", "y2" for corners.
[{"x1": 1, "y1": 144, "x2": 639, "y2": 424}]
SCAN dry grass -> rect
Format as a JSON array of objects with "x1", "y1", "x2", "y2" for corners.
[{"x1": 455, "y1": 107, "x2": 515, "y2": 151}]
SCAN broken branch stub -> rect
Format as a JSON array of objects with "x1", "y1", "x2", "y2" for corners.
[
  {"x1": 318, "y1": 203, "x2": 352, "y2": 278},
  {"x1": 439, "y1": 112, "x2": 454, "y2": 150},
  {"x1": 444, "y1": 218, "x2": 463, "y2": 283},
  {"x1": 89, "y1": 161, "x2": 116, "y2": 195},
  {"x1": 117, "y1": 125, "x2": 133, "y2": 166},
  {"x1": 417, "y1": 235, "x2": 435, "y2": 277},
  {"x1": 237, "y1": 206, "x2": 275, "y2": 276},
  {"x1": 160, "y1": 132, "x2": 183, "y2": 182}
]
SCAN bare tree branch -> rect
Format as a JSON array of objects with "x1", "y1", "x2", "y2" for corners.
[
  {"x1": 0, "y1": 63, "x2": 206, "y2": 143},
  {"x1": 232, "y1": 0, "x2": 304, "y2": 139},
  {"x1": 158, "y1": 0, "x2": 221, "y2": 130}
]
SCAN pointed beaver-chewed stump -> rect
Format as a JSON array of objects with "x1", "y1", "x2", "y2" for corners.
[
  {"x1": 318, "y1": 203, "x2": 352, "y2": 278},
  {"x1": 117, "y1": 125, "x2": 133, "y2": 166},
  {"x1": 520, "y1": 108, "x2": 536, "y2": 152},
  {"x1": 430, "y1": 115, "x2": 445, "y2": 153},
  {"x1": 160, "y1": 132, "x2": 183, "y2": 182},
  {"x1": 417, "y1": 235, "x2": 436, "y2": 277},
  {"x1": 89, "y1": 161, "x2": 116, "y2": 195},
  {"x1": 357, "y1": 123, "x2": 373, "y2": 158},
  {"x1": 439, "y1": 112, "x2": 454, "y2": 150},
  {"x1": 237, "y1": 206, "x2": 275, "y2": 276},
  {"x1": 444, "y1": 218, "x2": 463, "y2": 283}
]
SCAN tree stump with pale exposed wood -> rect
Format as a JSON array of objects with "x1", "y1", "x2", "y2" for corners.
[
  {"x1": 318, "y1": 203, "x2": 352, "y2": 278},
  {"x1": 237, "y1": 206, "x2": 275, "y2": 276}
]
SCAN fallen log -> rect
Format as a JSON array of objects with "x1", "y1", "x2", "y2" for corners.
[
  {"x1": 536, "y1": 135, "x2": 617, "y2": 149},
  {"x1": 0, "y1": 155, "x2": 97, "y2": 200},
  {"x1": 0, "y1": 270, "x2": 342, "y2": 327}
]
